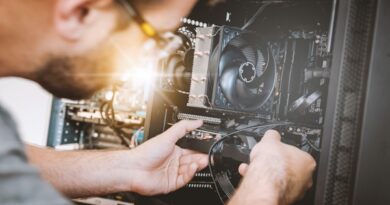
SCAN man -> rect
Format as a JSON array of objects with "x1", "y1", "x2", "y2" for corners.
[{"x1": 0, "y1": 0, "x2": 316, "y2": 204}]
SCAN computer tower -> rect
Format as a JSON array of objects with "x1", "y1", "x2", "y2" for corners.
[{"x1": 46, "y1": 0, "x2": 390, "y2": 204}]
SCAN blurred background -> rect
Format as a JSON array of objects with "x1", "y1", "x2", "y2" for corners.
[{"x1": 0, "y1": 78, "x2": 52, "y2": 146}]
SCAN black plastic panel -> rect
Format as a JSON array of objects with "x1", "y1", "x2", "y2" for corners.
[
  {"x1": 352, "y1": 0, "x2": 390, "y2": 204},
  {"x1": 315, "y1": 0, "x2": 378, "y2": 204}
]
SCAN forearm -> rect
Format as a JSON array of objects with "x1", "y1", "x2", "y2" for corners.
[
  {"x1": 228, "y1": 160, "x2": 282, "y2": 205},
  {"x1": 228, "y1": 130, "x2": 316, "y2": 205},
  {"x1": 26, "y1": 145, "x2": 135, "y2": 198},
  {"x1": 229, "y1": 182, "x2": 279, "y2": 205}
]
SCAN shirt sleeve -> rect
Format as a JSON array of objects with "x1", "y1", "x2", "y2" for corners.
[{"x1": 0, "y1": 104, "x2": 72, "y2": 205}]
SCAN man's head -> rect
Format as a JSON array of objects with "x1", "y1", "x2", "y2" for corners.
[{"x1": 0, "y1": 0, "x2": 197, "y2": 99}]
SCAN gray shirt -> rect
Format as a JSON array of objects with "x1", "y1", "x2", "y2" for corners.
[{"x1": 0, "y1": 104, "x2": 71, "y2": 205}]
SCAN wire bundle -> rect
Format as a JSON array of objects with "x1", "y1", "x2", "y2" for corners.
[
  {"x1": 207, "y1": 121, "x2": 320, "y2": 203},
  {"x1": 99, "y1": 88, "x2": 135, "y2": 148}
]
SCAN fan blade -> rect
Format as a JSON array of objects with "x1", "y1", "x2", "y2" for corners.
[
  {"x1": 219, "y1": 46, "x2": 245, "y2": 74},
  {"x1": 228, "y1": 35, "x2": 247, "y2": 48},
  {"x1": 166, "y1": 54, "x2": 182, "y2": 80},
  {"x1": 235, "y1": 55, "x2": 276, "y2": 110},
  {"x1": 174, "y1": 63, "x2": 189, "y2": 91},
  {"x1": 246, "y1": 48, "x2": 269, "y2": 88},
  {"x1": 229, "y1": 43, "x2": 261, "y2": 89},
  {"x1": 217, "y1": 32, "x2": 278, "y2": 111},
  {"x1": 229, "y1": 36, "x2": 257, "y2": 65},
  {"x1": 235, "y1": 79, "x2": 269, "y2": 110},
  {"x1": 241, "y1": 45, "x2": 257, "y2": 65},
  {"x1": 235, "y1": 54, "x2": 276, "y2": 110},
  {"x1": 228, "y1": 35, "x2": 266, "y2": 88},
  {"x1": 220, "y1": 64, "x2": 241, "y2": 106},
  {"x1": 255, "y1": 49, "x2": 266, "y2": 76}
]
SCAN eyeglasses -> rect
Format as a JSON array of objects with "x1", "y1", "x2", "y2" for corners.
[
  {"x1": 116, "y1": 0, "x2": 183, "y2": 59},
  {"x1": 116, "y1": 0, "x2": 168, "y2": 46}
]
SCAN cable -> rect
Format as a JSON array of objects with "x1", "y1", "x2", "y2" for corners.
[
  {"x1": 207, "y1": 121, "x2": 321, "y2": 203},
  {"x1": 289, "y1": 91, "x2": 322, "y2": 114},
  {"x1": 224, "y1": 121, "x2": 292, "y2": 138},
  {"x1": 99, "y1": 88, "x2": 132, "y2": 148},
  {"x1": 241, "y1": 2, "x2": 273, "y2": 30},
  {"x1": 208, "y1": 136, "x2": 233, "y2": 201},
  {"x1": 305, "y1": 138, "x2": 321, "y2": 152},
  {"x1": 175, "y1": 89, "x2": 190, "y2": 95},
  {"x1": 207, "y1": 121, "x2": 293, "y2": 202}
]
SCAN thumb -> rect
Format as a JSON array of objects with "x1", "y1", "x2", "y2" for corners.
[
  {"x1": 261, "y1": 130, "x2": 282, "y2": 143},
  {"x1": 164, "y1": 120, "x2": 203, "y2": 143},
  {"x1": 238, "y1": 163, "x2": 249, "y2": 176}
]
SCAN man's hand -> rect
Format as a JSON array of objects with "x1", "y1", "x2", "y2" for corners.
[
  {"x1": 128, "y1": 120, "x2": 208, "y2": 195},
  {"x1": 229, "y1": 130, "x2": 316, "y2": 205},
  {"x1": 26, "y1": 120, "x2": 207, "y2": 198}
]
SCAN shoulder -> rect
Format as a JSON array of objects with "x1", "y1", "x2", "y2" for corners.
[
  {"x1": 0, "y1": 103, "x2": 19, "y2": 134},
  {"x1": 0, "y1": 103, "x2": 72, "y2": 204},
  {"x1": 0, "y1": 103, "x2": 24, "y2": 151}
]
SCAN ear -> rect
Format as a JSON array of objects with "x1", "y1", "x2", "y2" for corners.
[{"x1": 54, "y1": 0, "x2": 114, "y2": 41}]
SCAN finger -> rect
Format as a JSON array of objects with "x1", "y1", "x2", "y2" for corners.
[
  {"x1": 178, "y1": 164, "x2": 190, "y2": 175},
  {"x1": 250, "y1": 130, "x2": 281, "y2": 159},
  {"x1": 176, "y1": 163, "x2": 198, "y2": 188},
  {"x1": 238, "y1": 163, "x2": 249, "y2": 176},
  {"x1": 179, "y1": 153, "x2": 207, "y2": 164},
  {"x1": 178, "y1": 162, "x2": 203, "y2": 175},
  {"x1": 179, "y1": 154, "x2": 208, "y2": 169},
  {"x1": 197, "y1": 155, "x2": 209, "y2": 170},
  {"x1": 307, "y1": 178, "x2": 313, "y2": 189},
  {"x1": 164, "y1": 120, "x2": 203, "y2": 142},
  {"x1": 261, "y1": 129, "x2": 281, "y2": 142},
  {"x1": 298, "y1": 180, "x2": 313, "y2": 202},
  {"x1": 181, "y1": 149, "x2": 199, "y2": 156}
]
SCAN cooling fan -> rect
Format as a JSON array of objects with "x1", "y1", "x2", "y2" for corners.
[
  {"x1": 165, "y1": 52, "x2": 193, "y2": 92},
  {"x1": 163, "y1": 27, "x2": 194, "y2": 92},
  {"x1": 210, "y1": 30, "x2": 277, "y2": 114}
]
